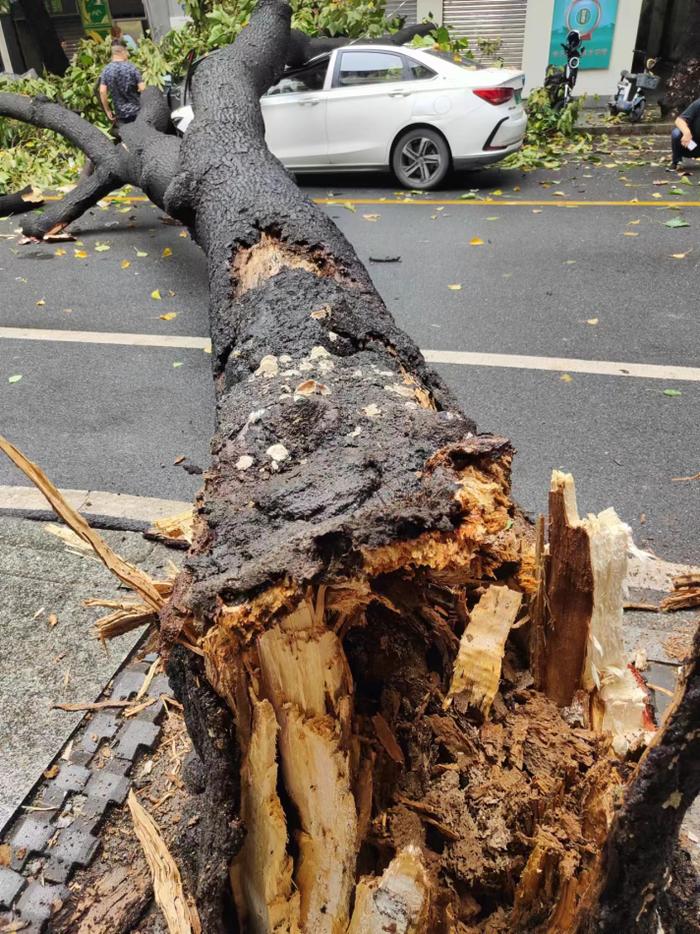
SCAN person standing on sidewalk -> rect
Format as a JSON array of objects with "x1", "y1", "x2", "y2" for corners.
[
  {"x1": 671, "y1": 98, "x2": 700, "y2": 171},
  {"x1": 99, "y1": 41, "x2": 145, "y2": 131}
]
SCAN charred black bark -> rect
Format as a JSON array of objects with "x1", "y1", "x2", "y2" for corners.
[
  {"x1": 0, "y1": 185, "x2": 44, "y2": 215},
  {"x1": 17, "y1": 0, "x2": 69, "y2": 76},
  {"x1": 166, "y1": 646, "x2": 245, "y2": 934},
  {"x1": 582, "y1": 628, "x2": 700, "y2": 933}
]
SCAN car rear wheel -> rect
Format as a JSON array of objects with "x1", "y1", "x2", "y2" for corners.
[{"x1": 392, "y1": 128, "x2": 450, "y2": 190}]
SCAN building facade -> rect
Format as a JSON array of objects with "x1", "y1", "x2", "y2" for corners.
[{"x1": 387, "y1": 0, "x2": 686, "y2": 96}]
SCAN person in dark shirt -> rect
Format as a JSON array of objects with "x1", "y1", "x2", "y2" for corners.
[
  {"x1": 671, "y1": 98, "x2": 700, "y2": 171},
  {"x1": 99, "y1": 41, "x2": 145, "y2": 126}
]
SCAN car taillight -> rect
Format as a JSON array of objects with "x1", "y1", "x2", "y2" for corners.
[{"x1": 473, "y1": 87, "x2": 514, "y2": 105}]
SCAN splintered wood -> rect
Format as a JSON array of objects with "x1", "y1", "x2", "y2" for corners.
[
  {"x1": 542, "y1": 472, "x2": 651, "y2": 755},
  {"x1": 347, "y1": 846, "x2": 431, "y2": 933},
  {"x1": 446, "y1": 586, "x2": 522, "y2": 717},
  {"x1": 0, "y1": 434, "x2": 164, "y2": 612},
  {"x1": 660, "y1": 572, "x2": 700, "y2": 612},
  {"x1": 127, "y1": 790, "x2": 201, "y2": 934}
]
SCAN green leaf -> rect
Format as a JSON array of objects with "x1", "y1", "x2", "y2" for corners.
[
  {"x1": 668, "y1": 187, "x2": 684, "y2": 195},
  {"x1": 8, "y1": 374, "x2": 22, "y2": 384},
  {"x1": 664, "y1": 217, "x2": 690, "y2": 228},
  {"x1": 172, "y1": 361, "x2": 184, "y2": 368},
  {"x1": 663, "y1": 388, "x2": 682, "y2": 397}
]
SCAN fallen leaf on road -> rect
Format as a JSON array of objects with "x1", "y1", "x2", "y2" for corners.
[
  {"x1": 179, "y1": 230, "x2": 188, "y2": 238},
  {"x1": 36, "y1": 299, "x2": 45, "y2": 306},
  {"x1": 665, "y1": 217, "x2": 689, "y2": 228},
  {"x1": 162, "y1": 247, "x2": 172, "y2": 257},
  {"x1": 134, "y1": 249, "x2": 148, "y2": 257},
  {"x1": 8, "y1": 374, "x2": 22, "y2": 384},
  {"x1": 513, "y1": 186, "x2": 521, "y2": 192},
  {"x1": 671, "y1": 250, "x2": 692, "y2": 259},
  {"x1": 118, "y1": 205, "x2": 131, "y2": 213},
  {"x1": 663, "y1": 388, "x2": 682, "y2": 397},
  {"x1": 172, "y1": 361, "x2": 183, "y2": 368},
  {"x1": 48, "y1": 613, "x2": 58, "y2": 628},
  {"x1": 54, "y1": 248, "x2": 66, "y2": 256},
  {"x1": 486, "y1": 216, "x2": 499, "y2": 221},
  {"x1": 564, "y1": 259, "x2": 576, "y2": 265},
  {"x1": 560, "y1": 373, "x2": 573, "y2": 382},
  {"x1": 74, "y1": 250, "x2": 88, "y2": 259},
  {"x1": 652, "y1": 180, "x2": 668, "y2": 186},
  {"x1": 623, "y1": 231, "x2": 639, "y2": 237},
  {"x1": 681, "y1": 175, "x2": 692, "y2": 185},
  {"x1": 160, "y1": 312, "x2": 177, "y2": 321},
  {"x1": 652, "y1": 192, "x2": 663, "y2": 199},
  {"x1": 532, "y1": 209, "x2": 543, "y2": 214},
  {"x1": 94, "y1": 243, "x2": 110, "y2": 252},
  {"x1": 491, "y1": 189, "x2": 503, "y2": 196},
  {"x1": 668, "y1": 187, "x2": 684, "y2": 195},
  {"x1": 121, "y1": 259, "x2": 131, "y2": 269},
  {"x1": 447, "y1": 284, "x2": 462, "y2": 290},
  {"x1": 469, "y1": 237, "x2": 484, "y2": 246},
  {"x1": 151, "y1": 289, "x2": 162, "y2": 300},
  {"x1": 586, "y1": 318, "x2": 599, "y2": 325},
  {"x1": 553, "y1": 191, "x2": 566, "y2": 197},
  {"x1": 343, "y1": 201, "x2": 356, "y2": 213},
  {"x1": 362, "y1": 214, "x2": 380, "y2": 222},
  {"x1": 628, "y1": 219, "x2": 640, "y2": 225},
  {"x1": 459, "y1": 192, "x2": 478, "y2": 200}
]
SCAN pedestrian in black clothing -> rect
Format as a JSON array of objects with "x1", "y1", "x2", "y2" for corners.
[
  {"x1": 98, "y1": 41, "x2": 145, "y2": 128},
  {"x1": 671, "y1": 98, "x2": 700, "y2": 171}
]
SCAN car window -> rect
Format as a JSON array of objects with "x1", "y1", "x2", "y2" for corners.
[
  {"x1": 266, "y1": 58, "x2": 328, "y2": 95},
  {"x1": 337, "y1": 51, "x2": 405, "y2": 87},
  {"x1": 425, "y1": 49, "x2": 486, "y2": 71},
  {"x1": 407, "y1": 59, "x2": 437, "y2": 80}
]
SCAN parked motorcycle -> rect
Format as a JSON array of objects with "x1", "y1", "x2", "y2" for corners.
[
  {"x1": 608, "y1": 52, "x2": 659, "y2": 122},
  {"x1": 545, "y1": 29, "x2": 585, "y2": 111}
]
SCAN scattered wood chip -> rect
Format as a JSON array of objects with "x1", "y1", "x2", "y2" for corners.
[{"x1": 372, "y1": 713, "x2": 405, "y2": 764}]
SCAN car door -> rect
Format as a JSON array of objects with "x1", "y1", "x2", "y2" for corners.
[
  {"x1": 262, "y1": 56, "x2": 331, "y2": 168},
  {"x1": 325, "y1": 50, "x2": 415, "y2": 167}
]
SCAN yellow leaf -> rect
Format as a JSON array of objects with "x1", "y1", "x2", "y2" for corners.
[
  {"x1": 94, "y1": 243, "x2": 110, "y2": 252},
  {"x1": 532, "y1": 209, "x2": 543, "y2": 214},
  {"x1": 74, "y1": 250, "x2": 88, "y2": 259},
  {"x1": 469, "y1": 237, "x2": 484, "y2": 246},
  {"x1": 628, "y1": 219, "x2": 641, "y2": 225},
  {"x1": 652, "y1": 192, "x2": 662, "y2": 199},
  {"x1": 121, "y1": 259, "x2": 131, "y2": 269},
  {"x1": 151, "y1": 289, "x2": 162, "y2": 300},
  {"x1": 491, "y1": 189, "x2": 503, "y2": 196},
  {"x1": 586, "y1": 318, "x2": 599, "y2": 325},
  {"x1": 553, "y1": 191, "x2": 566, "y2": 197},
  {"x1": 623, "y1": 231, "x2": 639, "y2": 237},
  {"x1": 118, "y1": 206, "x2": 131, "y2": 213},
  {"x1": 513, "y1": 186, "x2": 521, "y2": 192},
  {"x1": 179, "y1": 230, "x2": 188, "y2": 238},
  {"x1": 162, "y1": 247, "x2": 173, "y2": 257},
  {"x1": 203, "y1": 346, "x2": 212, "y2": 354},
  {"x1": 135, "y1": 249, "x2": 148, "y2": 257},
  {"x1": 447, "y1": 284, "x2": 462, "y2": 291},
  {"x1": 159, "y1": 312, "x2": 177, "y2": 321},
  {"x1": 672, "y1": 251, "x2": 691, "y2": 259},
  {"x1": 36, "y1": 299, "x2": 45, "y2": 306},
  {"x1": 362, "y1": 214, "x2": 381, "y2": 222},
  {"x1": 54, "y1": 248, "x2": 66, "y2": 256},
  {"x1": 560, "y1": 373, "x2": 573, "y2": 382}
]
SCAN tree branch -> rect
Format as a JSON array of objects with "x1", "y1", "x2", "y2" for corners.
[
  {"x1": 21, "y1": 168, "x2": 119, "y2": 239},
  {"x1": 0, "y1": 92, "x2": 117, "y2": 167}
]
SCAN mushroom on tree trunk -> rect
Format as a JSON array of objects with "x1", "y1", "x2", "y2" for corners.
[{"x1": 1, "y1": 2, "x2": 698, "y2": 931}]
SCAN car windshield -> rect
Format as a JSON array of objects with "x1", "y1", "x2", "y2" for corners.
[{"x1": 424, "y1": 49, "x2": 487, "y2": 71}]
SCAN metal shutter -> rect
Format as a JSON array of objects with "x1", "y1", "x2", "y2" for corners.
[
  {"x1": 385, "y1": 0, "x2": 419, "y2": 23},
  {"x1": 443, "y1": 0, "x2": 527, "y2": 66}
]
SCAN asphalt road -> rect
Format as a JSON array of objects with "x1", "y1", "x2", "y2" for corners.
[{"x1": 1, "y1": 149, "x2": 698, "y2": 562}]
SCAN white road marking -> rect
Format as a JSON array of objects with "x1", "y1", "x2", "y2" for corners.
[
  {"x1": 0, "y1": 485, "x2": 192, "y2": 523},
  {"x1": 1, "y1": 327, "x2": 699, "y2": 382},
  {"x1": 422, "y1": 349, "x2": 700, "y2": 382},
  {"x1": 0, "y1": 326, "x2": 211, "y2": 351}
]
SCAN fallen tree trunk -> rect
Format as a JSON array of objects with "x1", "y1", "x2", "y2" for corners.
[
  {"x1": 0, "y1": 184, "x2": 44, "y2": 216},
  {"x1": 1, "y1": 2, "x2": 698, "y2": 931}
]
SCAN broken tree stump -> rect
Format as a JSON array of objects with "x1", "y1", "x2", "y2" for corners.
[{"x1": 0, "y1": 1, "x2": 697, "y2": 930}]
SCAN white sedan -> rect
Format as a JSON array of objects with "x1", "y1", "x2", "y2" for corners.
[{"x1": 172, "y1": 44, "x2": 527, "y2": 190}]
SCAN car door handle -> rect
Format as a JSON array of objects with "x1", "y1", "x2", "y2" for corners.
[
  {"x1": 389, "y1": 91, "x2": 411, "y2": 98},
  {"x1": 299, "y1": 98, "x2": 321, "y2": 106}
]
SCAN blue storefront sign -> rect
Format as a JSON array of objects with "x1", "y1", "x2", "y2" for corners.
[{"x1": 549, "y1": 0, "x2": 619, "y2": 70}]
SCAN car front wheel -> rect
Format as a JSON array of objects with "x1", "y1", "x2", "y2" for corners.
[{"x1": 392, "y1": 128, "x2": 450, "y2": 190}]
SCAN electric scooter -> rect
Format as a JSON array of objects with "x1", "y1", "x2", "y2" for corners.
[
  {"x1": 545, "y1": 29, "x2": 585, "y2": 111},
  {"x1": 608, "y1": 52, "x2": 659, "y2": 122}
]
